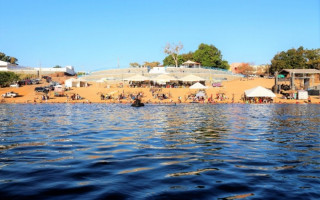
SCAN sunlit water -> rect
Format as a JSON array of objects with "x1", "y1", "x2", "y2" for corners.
[{"x1": 0, "y1": 104, "x2": 319, "y2": 199}]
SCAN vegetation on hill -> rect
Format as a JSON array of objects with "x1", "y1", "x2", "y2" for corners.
[
  {"x1": 270, "y1": 47, "x2": 320, "y2": 74},
  {"x1": 163, "y1": 43, "x2": 230, "y2": 70},
  {"x1": 0, "y1": 72, "x2": 20, "y2": 87},
  {"x1": 129, "y1": 61, "x2": 160, "y2": 68},
  {"x1": 0, "y1": 52, "x2": 18, "y2": 64}
]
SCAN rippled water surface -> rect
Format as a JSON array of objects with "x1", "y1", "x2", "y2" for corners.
[{"x1": 0, "y1": 104, "x2": 319, "y2": 199}]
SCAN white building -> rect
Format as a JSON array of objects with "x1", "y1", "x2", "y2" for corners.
[
  {"x1": 0, "y1": 61, "x2": 9, "y2": 71},
  {"x1": 34, "y1": 65, "x2": 76, "y2": 75},
  {"x1": 65, "y1": 78, "x2": 87, "y2": 88},
  {"x1": 149, "y1": 67, "x2": 167, "y2": 74}
]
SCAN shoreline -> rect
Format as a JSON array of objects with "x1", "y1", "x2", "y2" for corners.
[
  {"x1": 1, "y1": 77, "x2": 320, "y2": 105},
  {"x1": 1, "y1": 100, "x2": 319, "y2": 105}
]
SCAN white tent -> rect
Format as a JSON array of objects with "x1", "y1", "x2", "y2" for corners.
[
  {"x1": 245, "y1": 86, "x2": 276, "y2": 98},
  {"x1": 124, "y1": 74, "x2": 149, "y2": 81},
  {"x1": 189, "y1": 82, "x2": 207, "y2": 89},
  {"x1": 65, "y1": 78, "x2": 88, "y2": 88},
  {"x1": 179, "y1": 75, "x2": 205, "y2": 82}
]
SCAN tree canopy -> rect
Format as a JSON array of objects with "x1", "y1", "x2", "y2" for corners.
[
  {"x1": 163, "y1": 51, "x2": 194, "y2": 66},
  {"x1": 0, "y1": 72, "x2": 20, "y2": 87},
  {"x1": 237, "y1": 63, "x2": 254, "y2": 76},
  {"x1": 0, "y1": 52, "x2": 18, "y2": 64},
  {"x1": 193, "y1": 43, "x2": 229, "y2": 69},
  {"x1": 163, "y1": 43, "x2": 229, "y2": 70},
  {"x1": 144, "y1": 61, "x2": 160, "y2": 68},
  {"x1": 270, "y1": 47, "x2": 320, "y2": 74},
  {"x1": 129, "y1": 62, "x2": 140, "y2": 68}
]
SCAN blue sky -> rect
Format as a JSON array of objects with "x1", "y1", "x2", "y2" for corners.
[{"x1": 0, "y1": 0, "x2": 319, "y2": 72}]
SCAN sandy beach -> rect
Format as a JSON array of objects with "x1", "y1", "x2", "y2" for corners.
[{"x1": 1, "y1": 76, "x2": 319, "y2": 104}]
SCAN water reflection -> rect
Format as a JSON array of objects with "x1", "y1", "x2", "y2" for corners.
[{"x1": 0, "y1": 104, "x2": 319, "y2": 199}]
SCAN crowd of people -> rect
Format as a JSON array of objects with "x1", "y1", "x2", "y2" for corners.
[{"x1": 242, "y1": 96, "x2": 274, "y2": 104}]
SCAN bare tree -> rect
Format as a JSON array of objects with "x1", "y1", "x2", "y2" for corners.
[{"x1": 164, "y1": 42, "x2": 183, "y2": 67}]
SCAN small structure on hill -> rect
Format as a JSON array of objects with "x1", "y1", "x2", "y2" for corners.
[
  {"x1": 181, "y1": 60, "x2": 201, "y2": 68},
  {"x1": 0, "y1": 61, "x2": 9, "y2": 71},
  {"x1": 149, "y1": 67, "x2": 167, "y2": 74},
  {"x1": 65, "y1": 78, "x2": 87, "y2": 88},
  {"x1": 35, "y1": 65, "x2": 76, "y2": 76}
]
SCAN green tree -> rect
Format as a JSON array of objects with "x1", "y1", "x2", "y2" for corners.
[
  {"x1": 193, "y1": 43, "x2": 229, "y2": 69},
  {"x1": 270, "y1": 46, "x2": 320, "y2": 74},
  {"x1": 53, "y1": 65, "x2": 62, "y2": 68},
  {"x1": 0, "y1": 52, "x2": 6, "y2": 61},
  {"x1": 163, "y1": 55, "x2": 175, "y2": 66},
  {"x1": 129, "y1": 62, "x2": 140, "y2": 68},
  {"x1": 163, "y1": 51, "x2": 194, "y2": 66},
  {"x1": 144, "y1": 61, "x2": 160, "y2": 68},
  {"x1": 0, "y1": 72, "x2": 20, "y2": 87},
  {"x1": 0, "y1": 52, "x2": 18, "y2": 64},
  {"x1": 305, "y1": 48, "x2": 320, "y2": 69},
  {"x1": 9, "y1": 57, "x2": 18, "y2": 64}
]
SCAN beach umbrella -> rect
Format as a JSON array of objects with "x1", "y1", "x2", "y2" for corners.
[
  {"x1": 179, "y1": 75, "x2": 205, "y2": 82},
  {"x1": 124, "y1": 74, "x2": 149, "y2": 81},
  {"x1": 152, "y1": 74, "x2": 177, "y2": 83}
]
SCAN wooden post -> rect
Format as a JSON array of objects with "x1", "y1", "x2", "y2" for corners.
[
  {"x1": 292, "y1": 72, "x2": 295, "y2": 90},
  {"x1": 274, "y1": 71, "x2": 278, "y2": 93}
]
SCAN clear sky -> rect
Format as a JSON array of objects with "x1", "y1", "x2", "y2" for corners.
[{"x1": 0, "y1": 0, "x2": 319, "y2": 72}]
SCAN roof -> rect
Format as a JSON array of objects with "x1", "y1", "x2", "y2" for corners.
[
  {"x1": 280, "y1": 69, "x2": 320, "y2": 74},
  {"x1": 245, "y1": 86, "x2": 276, "y2": 98},
  {"x1": 182, "y1": 60, "x2": 200, "y2": 65},
  {"x1": 179, "y1": 74, "x2": 205, "y2": 82}
]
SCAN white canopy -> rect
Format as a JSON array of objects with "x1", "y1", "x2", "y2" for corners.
[
  {"x1": 189, "y1": 82, "x2": 207, "y2": 89},
  {"x1": 245, "y1": 86, "x2": 276, "y2": 98},
  {"x1": 152, "y1": 74, "x2": 177, "y2": 83},
  {"x1": 179, "y1": 75, "x2": 205, "y2": 82},
  {"x1": 124, "y1": 74, "x2": 149, "y2": 81}
]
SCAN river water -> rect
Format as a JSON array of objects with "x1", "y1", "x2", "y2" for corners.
[{"x1": 0, "y1": 104, "x2": 319, "y2": 199}]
